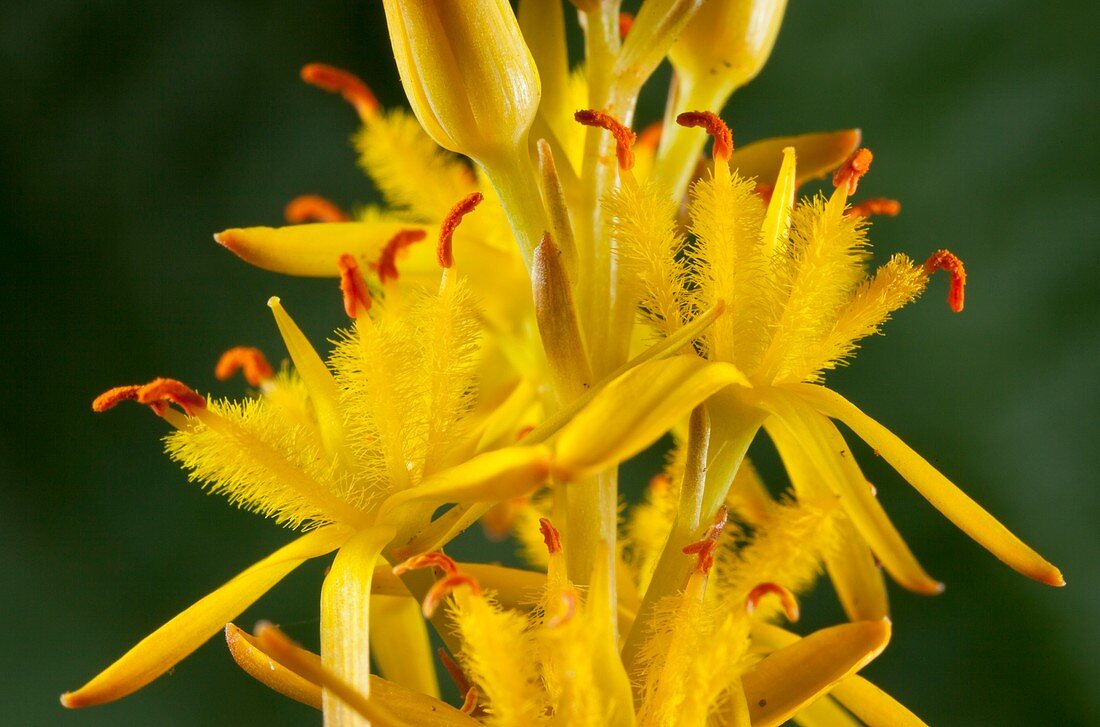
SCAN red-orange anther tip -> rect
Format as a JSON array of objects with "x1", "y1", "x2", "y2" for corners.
[
  {"x1": 423, "y1": 573, "x2": 481, "y2": 617},
  {"x1": 574, "y1": 109, "x2": 637, "y2": 170},
  {"x1": 137, "y1": 378, "x2": 206, "y2": 416},
  {"x1": 284, "y1": 195, "x2": 350, "y2": 224},
  {"x1": 215, "y1": 347, "x2": 274, "y2": 387},
  {"x1": 300, "y1": 63, "x2": 379, "y2": 118},
  {"x1": 675, "y1": 111, "x2": 734, "y2": 163},
  {"x1": 923, "y1": 249, "x2": 967, "y2": 313},
  {"x1": 438, "y1": 192, "x2": 484, "y2": 269},
  {"x1": 648, "y1": 473, "x2": 671, "y2": 494},
  {"x1": 514, "y1": 425, "x2": 535, "y2": 442},
  {"x1": 538, "y1": 518, "x2": 562, "y2": 555},
  {"x1": 374, "y1": 228, "x2": 427, "y2": 285},
  {"x1": 745, "y1": 582, "x2": 800, "y2": 623},
  {"x1": 682, "y1": 506, "x2": 729, "y2": 574},
  {"x1": 847, "y1": 197, "x2": 901, "y2": 218},
  {"x1": 92, "y1": 385, "x2": 141, "y2": 412},
  {"x1": 337, "y1": 254, "x2": 371, "y2": 318},
  {"x1": 460, "y1": 687, "x2": 479, "y2": 715},
  {"x1": 619, "y1": 12, "x2": 635, "y2": 39},
  {"x1": 393, "y1": 551, "x2": 459, "y2": 577},
  {"x1": 437, "y1": 648, "x2": 471, "y2": 695},
  {"x1": 833, "y1": 147, "x2": 874, "y2": 194}
]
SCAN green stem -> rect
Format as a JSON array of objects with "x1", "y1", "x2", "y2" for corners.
[{"x1": 480, "y1": 144, "x2": 548, "y2": 274}]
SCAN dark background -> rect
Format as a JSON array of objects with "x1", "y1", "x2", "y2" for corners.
[{"x1": 2, "y1": 1, "x2": 1097, "y2": 724}]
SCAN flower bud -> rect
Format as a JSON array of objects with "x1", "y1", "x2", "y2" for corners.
[
  {"x1": 669, "y1": 0, "x2": 788, "y2": 94},
  {"x1": 381, "y1": 0, "x2": 541, "y2": 162}
]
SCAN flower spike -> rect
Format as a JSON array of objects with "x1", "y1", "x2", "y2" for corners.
[
  {"x1": 675, "y1": 111, "x2": 734, "y2": 165},
  {"x1": 374, "y1": 228, "x2": 427, "y2": 285},
  {"x1": 833, "y1": 147, "x2": 874, "y2": 195},
  {"x1": 848, "y1": 197, "x2": 901, "y2": 218},
  {"x1": 284, "y1": 195, "x2": 350, "y2": 224},
  {"x1": 300, "y1": 63, "x2": 379, "y2": 120},
  {"x1": 337, "y1": 254, "x2": 371, "y2": 318},
  {"x1": 574, "y1": 109, "x2": 637, "y2": 170},
  {"x1": 215, "y1": 347, "x2": 274, "y2": 387},
  {"x1": 438, "y1": 192, "x2": 484, "y2": 269},
  {"x1": 924, "y1": 249, "x2": 967, "y2": 313},
  {"x1": 746, "y1": 582, "x2": 801, "y2": 623}
]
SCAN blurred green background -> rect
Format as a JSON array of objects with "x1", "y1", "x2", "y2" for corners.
[{"x1": 2, "y1": 1, "x2": 1097, "y2": 724}]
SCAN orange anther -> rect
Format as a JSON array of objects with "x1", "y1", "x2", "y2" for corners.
[
  {"x1": 681, "y1": 506, "x2": 728, "y2": 574},
  {"x1": 514, "y1": 425, "x2": 535, "y2": 442},
  {"x1": 215, "y1": 347, "x2": 274, "y2": 387},
  {"x1": 393, "y1": 551, "x2": 460, "y2": 577},
  {"x1": 847, "y1": 197, "x2": 901, "y2": 218},
  {"x1": 924, "y1": 249, "x2": 967, "y2": 313},
  {"x1": 92, "y1": 385, "x2": 142, "y2": 412},
  {"x1": 460, "y1": 686, "x2": 479, "y2": 715},
  {"x1": 423, "y1": 573, "x2": 481, "y2": 617},
  {"x1": 746, "y1": 582, "x2": 800, "y2": 623},
  {"x1": 137, "y1": 378, "x2": 206, "y2": 416},
  {"x1": 538, "y1": 518, "x2": 562, "y2": 555},
  {"x1": 619, "y1": 12, "x2": 635, "y2": 39},
  {"x1": 284, "y1": 195, "x2": 350, "y2": 224},
  {"x1": 546, "y1": 588, "x2": 578, "y2": 628},
  {"x1": 300, "y1": 63, "x2": 379, "y2": 119},
  {"x1": 337, "y1": 254, "x2": 371, "y2": 318},
  {"x1": 438, "y1": 192, "x2": 484, "y2": 269},
  {"x1": 648, "y1": 473, "x2": 670, "y2": 495},
  {"x1": 575, "y1": 109, "x2": 637, "y2": 170},
  {"x1": 374, "y1": 228, "x2": 427, "y2": 285},
  {"x1": 833, "y1": 147, "x2": 874, "y2": 195},
  {"x1": 676, "y1": 111, "x2": 734, "y2": 164}
]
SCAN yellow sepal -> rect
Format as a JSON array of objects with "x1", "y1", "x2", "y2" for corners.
[{"x1": 61, "y1": 526, "x2": 350, "y2": 708}]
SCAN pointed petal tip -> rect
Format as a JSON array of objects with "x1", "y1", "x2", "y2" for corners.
[
  {"x1": 59, "y1": 692, "x2": 83, "y2": 709},
  {"x1": 213, "y1": 229, "x2": 238, "y2": 251}
]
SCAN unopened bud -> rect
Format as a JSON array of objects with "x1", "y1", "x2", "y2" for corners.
[{"x1": 381, "y1": 0, "x2": 541, "y2": 163}]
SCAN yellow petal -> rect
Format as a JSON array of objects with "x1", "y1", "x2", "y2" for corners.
[
  {"x1": 378, "y1": 445, "x2": 552, "y2": 520},
  {"x1": 792, "y1": 695, "x2": 861, "y2": 727},
  {"x1": 760, "y1": 146, "x2": 796, "y2": 256},
  {"x1": 225, "y1": 622, "x2": 322, "y2": 709},
  {"x1": 369, "y1": 594, "x2": 439, "y2": 698},
  {"x1": 731, "y1": 129, "x2": 861, "y2": 187},
  {"x1": 752, "y1": 622, "x2": 927, "y2": 727},
  {"x1": 763, "y1": 417, "x2": 889, "y2": 620},
  {"x1": 742, "y1": 619, "x2": 892, "y2": 727},
  {"x1": 832, "y1": 675, "x2": 929, "y2": 727},
  {"x1": 763, "y1": 391, "x2": 943, "y2": 595},
  {"x1": 791, "y1": 383, "x2": 1065, "y2": 586},
  {"x1": 215, "y1": 222, "x2": 435, "y2": 278},
  {"x1": 61, "y1": 526, "x2": 350, "y2": 708},
  {"x1": 554, "y1": 355, "x2": 750, "y2": 479},
  {"x1": 321, "y1": 525, "x2": 396, "y2": 726}
]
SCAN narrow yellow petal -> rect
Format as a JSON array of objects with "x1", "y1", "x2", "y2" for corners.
[
  {"x1": 763, "y1": 417, "x2": 889, "y2": 620},
  {"x1": 742, "y1": 619, "x2": 891, "y2": 727},
  {"x1": 763, "y1": 391, "x2": 944, "y2": 595},
  {"x1": 760, "y1": 146, "x2": 797, "y2": 256},
  {"x1": 792, "y1": 383, "x2": 1065, "y2": 586},
  {"x1": 378, "y1": 445, "x2": 552, "y2": 521},
  {"x1": 369, "y1": 594, "x2": 439, "y2": 698},
  {"x1": 792, "y1": 695, "x2": 861, "y2": 727},
  {"x1": 321, "y1": 525, "x2": 396, "y2": 726},
  {"x1": 831, "y1": 675, "x2": 929, "y2": 727},
  {"x1": 268, "y1": 297, "x2": 348, "y2": 465},
  {"x1": 752, "y1": 622, "x2": 927, "y2": 727},
  {"x1": 61, "y1": 526, "x2": 350, "y2": 708},
  {"x1": 215, "y1": 221, "x2": 435, "y2": 278},
  {"x1": 730, "y1": 129, "x2": 861, "y2": 188},
  {"x1": 225, "y1": 622, "x2": 322, "y2": 709},
  {"x1": 554, "y1": 355, "x2": 750, "y2": 479}
]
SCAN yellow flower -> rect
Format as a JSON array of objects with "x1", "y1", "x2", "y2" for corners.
[{"x1": 67, "y1": 0, "x2": 1064, "y2": 723}]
